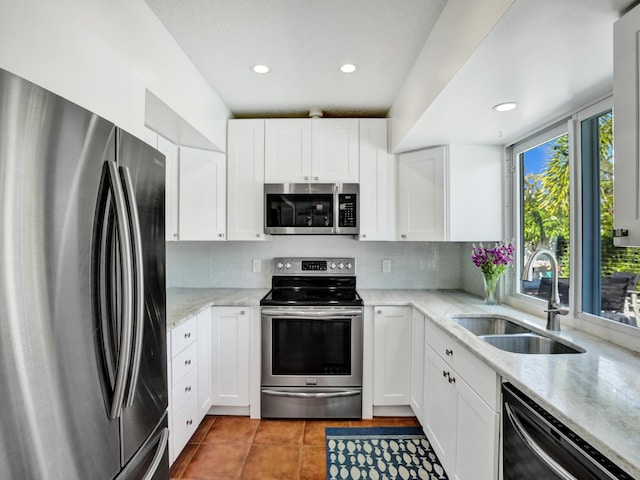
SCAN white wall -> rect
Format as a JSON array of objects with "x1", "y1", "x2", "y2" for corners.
[
  {"x1": 0, "y1": 0, "x2": 229, "y2": 150},
  {"x1": 167, "y1": 238, "x2": 470, "y2": 290}
]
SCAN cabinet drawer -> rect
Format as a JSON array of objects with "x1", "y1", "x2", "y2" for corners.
[
  {"x1": 425, "y1": 321, "x2": 498, "y2": 409},
  {"x1": 172, "y1": 365, "x2": 197, "y2": 411},
  {"x1": 171, "y1": 317, "x2": 197, "y2": 355},
  {"x1": 171, "y1": 341, "x2": 197, "y2": 387},
  {"x1": 171, "y1": 394, "x2": 199, "y2": 456}
]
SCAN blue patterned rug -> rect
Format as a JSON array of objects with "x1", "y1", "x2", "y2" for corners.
[{"x1": 325, "y1": 426, "x2": 448, "y2": 480}]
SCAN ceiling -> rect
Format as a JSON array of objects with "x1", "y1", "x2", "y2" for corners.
[{"x1": 145, "y1": 0, "x2": 638, "y2": 152}]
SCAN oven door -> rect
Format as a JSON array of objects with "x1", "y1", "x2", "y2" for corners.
[
  {"x1": 261, "y1": 307, "x2": 363, "y2": 388},
  {"x1": 261, "y1": 307, "x2": 363, "y2": 418}
]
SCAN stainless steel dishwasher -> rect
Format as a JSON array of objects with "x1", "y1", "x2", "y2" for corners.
[{"x1": 502, "y1": 383, "x2": 632, "y2": 479}]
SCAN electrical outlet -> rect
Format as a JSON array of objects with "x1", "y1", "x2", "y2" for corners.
[
  {"x1": 382, "y1": 259, "x2": 392, "y2": 273},
  {"x1": 252, "y1": 259, "x2": 261, "y2": 273}
]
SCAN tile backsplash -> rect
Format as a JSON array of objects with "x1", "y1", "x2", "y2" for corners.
[{"x1": 167, "y1": 237, "x2": 485, "y2": 293}]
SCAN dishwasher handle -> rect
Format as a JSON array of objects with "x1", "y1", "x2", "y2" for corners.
[{"x1": 504, "y1": 403, "x2": 578, "y2": 480}]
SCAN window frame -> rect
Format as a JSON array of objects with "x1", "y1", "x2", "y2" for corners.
[{"x1": 505, "y1": 95, "x2": 640, "y2": 351}]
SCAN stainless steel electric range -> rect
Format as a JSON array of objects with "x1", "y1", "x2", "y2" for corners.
[{"x1": 260, "y1": 257, "x2": 363, "y2": 419}]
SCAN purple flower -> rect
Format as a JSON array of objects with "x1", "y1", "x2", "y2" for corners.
[{"x1": 472, "y1": 242, "x2": 515, "y2": 276}]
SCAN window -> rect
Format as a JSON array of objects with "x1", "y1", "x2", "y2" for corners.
[
  {"x1": 511, "y1": 99, "x2": 640, "y2": 331},
  {"x1": 514, "y1": 125, "x2": 570, "y2": 305},
  {"x1": 582, "y1": 110, "x2": 640, "y2": 327}
]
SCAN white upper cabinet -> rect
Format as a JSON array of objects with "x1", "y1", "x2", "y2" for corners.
[
  {"x1": 359, "y1": 119, "x2": 395, "y2": 241},
  {"x1": 158, "y1": 136, "x2": 180, "y2": 242},
  {"x1": 227, "y1": 119, "x2": 266, "y2": 241},
  {"x1": 311, "y1": 118, "x2": 359, "y2": 183},
  {"x1": 264, "y1": 118, "x2": 359, "y2": 183},
  {"x1": 397, "y1": 145, "x2": 502, "y2": 242},
  {"x1": 397, "y1": 146, "x2": 446, "y2": 241},
  {"x1": 614, "y1": 4, "x2": 640, "y2": 246},
  {"x1": 179, "y1": 147, "x2": 226, "y2": 241},
  {"x1": 265, "y1": 119, "x2": 312, "y2": 183}
]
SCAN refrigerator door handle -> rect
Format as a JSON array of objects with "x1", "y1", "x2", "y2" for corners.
[
  {"x1": 141, "y1": 427, "x2": 169, "y2": 480},
  {"x1": 119, "y1": 166, "x2": 145, "y2": 407},
  {"x1": 105, "y1": 161, "x2": 135, "y2": 419}
]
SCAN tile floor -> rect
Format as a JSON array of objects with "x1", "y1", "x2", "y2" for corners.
[{"x1": 170, "y1": 415, "x2": 421, "y2": 480}]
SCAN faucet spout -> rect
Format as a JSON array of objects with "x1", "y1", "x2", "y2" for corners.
[{"x1": 521, "y1": 248, "x2": 569, "y2": 331}]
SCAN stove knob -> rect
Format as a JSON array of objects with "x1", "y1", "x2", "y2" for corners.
[
  {"x1": 346, "y1": 262, "x2": 353, "y2": 270},
  {"x1": 276, "y1": 262, "x2": 284, "y2": 269},
  {"x1": 330, "y1": 262, "x2": 336, "y2": 269},
  {"x1": 338, "y1": 262, "x2": 344, "y2": 269},
  {"x1": 285, "y1": 262, "x2": 292, "y2": 269}
]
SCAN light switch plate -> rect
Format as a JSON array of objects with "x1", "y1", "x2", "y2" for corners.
[
  {"x1": 382, "y1": 259, "x2": 392, "y2": 273},
  {"x1": 253, "y1": 259, "x2": 261, "y2": 273}
]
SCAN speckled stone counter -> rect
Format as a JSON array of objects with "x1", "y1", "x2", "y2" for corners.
[
  {"x1": 360, "y1": 288, "x2": 640, "y2": 478},
  {"x1": 166, "y1": 288, "x2": 268, "y2": 330},
  {"x1": 166, "y1": 287, "x2": 640, "y2": 477}
]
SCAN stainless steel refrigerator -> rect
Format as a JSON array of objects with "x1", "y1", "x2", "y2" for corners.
[{"x1": 0, "y1": 68, "x2": 169, "y2": 479}]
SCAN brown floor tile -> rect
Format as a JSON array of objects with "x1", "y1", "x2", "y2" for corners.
[
  {"x1": 395, "y1": 416, "x2": 421, "y2": 427},
  {"x1": 179, "y1": 443, "x2": 250, "y2": 480},
  {"x1": 299, "y1": 445, "x2": 326, "y2": 480},
  {"x1": 253, "y1": 419, "x2": 305, "y2": 445},
  {"x1": 189, "y1": 415, "x2": 217, "y2": 444},
  {"x1": 170, "y1": 443, "x2": 198, "y2": 479},
  {"x1": 303, "y1": 420, "x2": 351, "y2": 446},
  {"x1": 241, "y1": 445, "x2": 301, "y2": 480},
  {"x1": 202, "y1": 416, "x2": 259, "y2": 445}
]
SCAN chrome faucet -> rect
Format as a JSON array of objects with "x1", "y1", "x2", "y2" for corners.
[{"x1": 521, "y1": 248, "x2": 569, "y2": 331}]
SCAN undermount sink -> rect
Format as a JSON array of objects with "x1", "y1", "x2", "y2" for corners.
[
  {"x1": 481, "y1": 333, "x2": 586, "y2": 354},
  {"x1": 450, "y1": 314, "x2": 532, "y2": 336},
  {"x1": 449, "y1": 314, "x2": 585, "y2": 354}
]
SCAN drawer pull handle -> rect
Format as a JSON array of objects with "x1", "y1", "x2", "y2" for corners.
[
  {"x1": 185, "y1": 359, "x2": 192, "y2": 366},
  {"x1": 185, "y1": 385, "x2": 192, "y2": 393},
  {"x1": 442, "y1": 370, "x2": 448, "y2": 378},
  {"x1": 448, "y1": 375, "x2": 456, "y2": 384},
  {"x1": 184, "y1": 332, "x2": 191, "y2": 339},
  {"x1": 445, "y1": 349, "x2": 453, "y2": 356},
  {"x1": 186, "y1": 419, "x2": 193, "y2": 426}
]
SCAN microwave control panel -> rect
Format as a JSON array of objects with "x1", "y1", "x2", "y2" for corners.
[{"x1": 338, "y1": 194, "x2": 357, "y2": 227}]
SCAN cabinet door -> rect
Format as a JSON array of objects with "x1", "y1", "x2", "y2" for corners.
[
  {"x1": 227, "y1": 119, "x2": 266, "y2": 240},
  {"x1": 359, "y1": 119, "x2": 395, "y2": 240},
  {"x1": 264, "y1": 119, "x2": 312, "y2": 183},
  {"x1": 424, "y1": 344, "x2": 456, "y2": 474},
  {"x1": 311, "y1": 118, "x2": 359, "y2": 183},
  {"x1": 179, "y1": 147, "x2": 226, "y2": 241},
  {"x1": 453, "y1": 378, "x2": 499, "y2": 480},
  {"x1": 447, "y1": 144, "x2": 502, "y2": 242},
  {"x1": 410, "y1": 309, "x2": 425, "y2": 423},
  {"x1": 211, "y1": 307, "x2": 250, "y2": 406},
  {"x1": 157, "y1": 135, "x2": 179, "y2": 241},
  {"x1": 397, "y1": 147, "x2": 445, "y2": 241},
  {"x1": 197, "y1": 308, "x2": 212, "y2": 419},
  {"x1": 614, "y1": 5, "x2": 640, "y2": 246},
  {"x1": 373, "y1": 306, "x2": 411, "y2": 406}
]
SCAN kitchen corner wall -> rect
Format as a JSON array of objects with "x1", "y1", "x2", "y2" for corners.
[{"x1": 167, "y1": 237, "x2": 486, "y2": 291}]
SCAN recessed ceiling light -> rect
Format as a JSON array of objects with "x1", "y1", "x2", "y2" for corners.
[
  {"x1": 340, "y1": 64, "x2": 357, "y2": 73},
  {"x1": 493, "y1": 102, "x2": 518, "y2": 112},
  {"x1": 252, "y1": 64, "x2": 269, "y2": 74}
]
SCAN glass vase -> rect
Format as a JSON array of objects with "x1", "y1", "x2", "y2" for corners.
[{"x1": 482, "y1": 272, "x2": 501, "y2": 305}]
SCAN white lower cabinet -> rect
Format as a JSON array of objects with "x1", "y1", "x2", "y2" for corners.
[
  {"x1": 210, "y1": 307, "x2": 250, "y2": 407},
  {"x1": 167, "y1": 314, "x2": 199, "y2": 464},
  {"x1": 423, "y1": 321, "x2": 500, "y2": 480},
  {"x1": 410, "y1": 308, "x2": 425, "y2": 423},
  {"x1": 373, "y1": 306, "x2": 412, "y2": 406}
]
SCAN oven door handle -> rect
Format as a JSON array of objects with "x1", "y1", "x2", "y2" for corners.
[
  {"x1": 261, "y1": 308, "x2": 363, "y2": 317},
  {"x1": 262, "y1": 389, "x2": 361, "y2": 399}
]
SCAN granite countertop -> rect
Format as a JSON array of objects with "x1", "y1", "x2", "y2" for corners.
[{"x1": 166, "y1": 287, "x2": 640, "y2": 477}]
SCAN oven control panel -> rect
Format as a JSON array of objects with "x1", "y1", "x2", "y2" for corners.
[{"x1": 273, "y1": 257, "x2": 356, "y2": 275}]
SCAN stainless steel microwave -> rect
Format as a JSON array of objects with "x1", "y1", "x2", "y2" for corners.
[{"x1": 264, "y1": 183, "x2": 359, "y2": 235}]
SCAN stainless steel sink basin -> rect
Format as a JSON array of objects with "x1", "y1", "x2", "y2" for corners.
[
  {"x1": 450, "y1": 314, "x2": 532, "y2": 336},
  {"x1": 481, "y1": 333, "x2": 585, "y2": 354}
]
